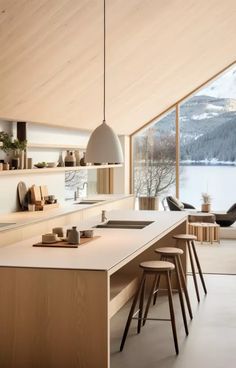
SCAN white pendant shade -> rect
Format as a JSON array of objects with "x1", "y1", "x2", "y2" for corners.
[{"x1": 86, "y1": 121, "x2": 124, "y2": 164}]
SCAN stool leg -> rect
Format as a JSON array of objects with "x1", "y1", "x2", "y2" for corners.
[
  {"x1": 137, "y1": 274, "x2": 146, "y2": 334},
  {"x1": 143, "y1": 273, "x2": 162, "y2": 326},
  {"x1": 153, "y1": 254, "x2": 168, "y2": 305},
  {"x1": 120, "y1": 272, "x2": 146, "y2": 351},
  {"x1": 191, "y1": 240, "x2": 207, "y2": 294},
  {"x1": 174, "y1": 257, "x2": 189, "y2": 336},
  {"x1": 153, "y1": 272, "x2": 162, "y2": 306},
  {"x1": 177, "y1": 254, "x2": 193, "y2": 319},
  {"x1": 166, "y1": 270, "x2": 179, "y2": 355},
  {"x1": 187, "y1": 240, "x2": 200, "y2": 302}
]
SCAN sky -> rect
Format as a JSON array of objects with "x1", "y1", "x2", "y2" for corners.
[{"x1": 197, "y1": 65, "x2": 236, "y2": 99}]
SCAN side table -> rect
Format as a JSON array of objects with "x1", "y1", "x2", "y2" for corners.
[
  {"x1": 188, "y1": 213, "x2": 215, "y2": 223},
  {"x1": 188, "y1": 222, "x2": 220, "y2": 244}
]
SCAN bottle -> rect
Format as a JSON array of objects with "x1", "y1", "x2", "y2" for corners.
[
  {"x1": 58, "y1": 151, "x2": 64, "y2": 167},
  {"x1": 64, "y1": 150, "x2": 76, "y2": 167},
  {"x1": 75, "y1": 150, "x2": 80, "y2": 166},
  {"x1": 68, "y1": 226, "x2": 80, "y2": 245},
  {"x1": 80, "y1": 152, "x2": 86, "y2": 166}
]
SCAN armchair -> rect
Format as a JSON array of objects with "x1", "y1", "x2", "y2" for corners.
[
  {"x1": 213, "y1": 203, "x2": 236, "y2": 227},
  {"x1": 166, "y1": 196, "x2": 196, "y2": 211}
]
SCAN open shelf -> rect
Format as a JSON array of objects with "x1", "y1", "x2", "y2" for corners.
[
  {"x1": 110, "y1": 269, "x2": 139, "y2": 318},
  {"x1": 27, "y1": 143, "x2": 85, "y2": 150},
  {"x1": 0, "y1": 164, "x2": 122, "y2": 176}
]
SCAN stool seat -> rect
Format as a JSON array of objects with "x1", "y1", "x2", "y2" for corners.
[
  {"x1": 173, "y1": 234, "x2": 197, "y2": 241},
  {"x1": 140, "y1": 260, "x2": 175, "y2": 271},
  {"x1": 155, "y1": 247, "x2": 183, "y2": 256}
]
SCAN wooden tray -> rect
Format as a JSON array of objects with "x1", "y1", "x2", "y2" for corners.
[
  {"x1": 35, "y1": 203, "x2": 59, "y2": 211},
  {"x1": 33, "y1": 236, "x2": 100, "y2": 248}
]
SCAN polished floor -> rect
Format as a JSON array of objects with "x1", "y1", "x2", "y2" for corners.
[
  {"x1": 191, "y1": 239, "x2": 236, "y2": 275},
  {"x1": 111, "y1": 275, "x2": 236, "y2": 368}
]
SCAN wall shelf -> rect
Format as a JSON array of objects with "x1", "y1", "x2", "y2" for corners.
[
  {"x1": 27, "y1": 143, "x2": 85, "y2": 150},
  {"x1": 0, "y1": 164, "x2": 122, "y2": 176}
]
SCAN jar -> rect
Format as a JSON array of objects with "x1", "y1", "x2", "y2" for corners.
[
  {"x1": 80, "y1": 152, "x2": 86, "y2": 166},
  {"x1": 64, "y1": 150, "x2": 76, "y2": 167},
  {"x1": 68, "y1": 226, "x2": 80, "y2": 245}
]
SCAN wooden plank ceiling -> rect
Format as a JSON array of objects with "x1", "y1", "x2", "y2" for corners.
[{"x1": 0, "y1": 0, "x2": 236, "y2": 135}]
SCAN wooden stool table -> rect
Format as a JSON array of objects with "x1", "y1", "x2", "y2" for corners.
[{"x1": 188, "y1": 222, "x2": 220, "y2": 244}]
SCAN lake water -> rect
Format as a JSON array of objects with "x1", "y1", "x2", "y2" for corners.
[{"x1": 179, "y1": 165, "x2": 236, "y2": 211}]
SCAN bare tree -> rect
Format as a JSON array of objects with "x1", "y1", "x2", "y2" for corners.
[{"x1": 134, "y1": 128, "x2": 176, "y2": 196}]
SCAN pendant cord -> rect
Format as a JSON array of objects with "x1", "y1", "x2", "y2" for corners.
[{"x1": 103, "y1": 0, "x2": 106, "y2": 123}]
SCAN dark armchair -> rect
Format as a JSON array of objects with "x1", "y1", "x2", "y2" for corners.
[
  {"x1": 166, "y1": 196, "x2": 196, "y2": 211},
  {"x1": 213, "y1": 203, "x2": 236, "y2": 227}
]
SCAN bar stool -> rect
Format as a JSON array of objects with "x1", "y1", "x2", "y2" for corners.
[
  {"x1": 173, "y1": 234, "x2": 207, "y2": 302},
  {"x1": 142, "y1": 247, "x2": 193, "y2": 337},
  {"x1": 120, "y1": 260, "x2": 179, "y2": 355}
]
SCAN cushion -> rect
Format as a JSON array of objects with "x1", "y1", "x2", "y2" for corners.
[{"x1": 170, "y1": 196, "x2": 184, "y2": 209}]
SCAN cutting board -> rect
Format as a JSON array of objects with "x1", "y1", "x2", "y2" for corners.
[
  {"x1": 40, "y1": 185, "x2": 48, "y2": 199},
  {"x1": 31, "y1": 185, "x2": 42, "y2": 203},
  {"x1": 17, "y1": 181, "x2": 28, "y2": 210}
]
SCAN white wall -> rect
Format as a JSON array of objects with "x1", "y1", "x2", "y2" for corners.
[
  {"x1": 0, "y1": 122, "x2": 130, "y2": 213},
  {"x1": 0, "y1": 172, "x2": 65, "y2": 213},
  {"x1": 0, "y1": 121, "x2": 91, "y2": 213},
  {"x1": 12, "y1": 122, "x2": 90, "y2": 165}
]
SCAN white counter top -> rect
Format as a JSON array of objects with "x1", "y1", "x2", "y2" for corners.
[
  {"x1": 0, "y1": 194, "x2": 132, "y2": 232},
  {"x1": 0, "y1": 210, "x2": 187, "y2": 272}
]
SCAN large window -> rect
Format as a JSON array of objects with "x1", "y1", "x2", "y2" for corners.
[
  {"x1": 179, "y1": 65, "x2": 236, "y2": 210},
  {"x1": 133, "y1": 110, "x2": 176, "y2": 208},
  {"x1": 132, "y1": 63, "x2": 236, "y2": 211}
]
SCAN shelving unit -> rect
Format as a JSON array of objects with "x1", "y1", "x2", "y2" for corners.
[{"x1": 0, "y1": 164, "x2": 122, "y2": 176}]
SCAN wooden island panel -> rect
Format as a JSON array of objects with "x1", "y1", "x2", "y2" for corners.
[{"x1": 0, "y1": 268, "x2": 109, "y2": 368}]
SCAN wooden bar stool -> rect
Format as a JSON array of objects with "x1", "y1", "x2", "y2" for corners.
[
  {"x1": 142, "y1": 247, "x2": 193, "y2": 337},
  {"x1": 120, "y1": 260, "x2": 179, "y2": 355},
  {"x1": 173, "y1": 234, "x2": 207, "y2": 302}
]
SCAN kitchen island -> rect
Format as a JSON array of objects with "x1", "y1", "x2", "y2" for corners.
[
  {"x1": 0, "y1": 194, "x2": 134, "y2": 246},
  {"x1": 0, "y1": 210, "x2": 187, "y2": 368}
]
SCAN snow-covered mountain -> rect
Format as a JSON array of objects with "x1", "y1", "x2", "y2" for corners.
[{"x1": 196, "y1": 66, "x2": 236, "y2": 99}]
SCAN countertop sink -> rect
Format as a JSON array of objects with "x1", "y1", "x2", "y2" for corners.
[
  {"x1": 94, "y1": 220, "x2": 154, "y2": 229},
  {"x1": 74, "y1": 200, "x2": 105, "y2": 205},
  {"x1": 0, "y1": 223, "x2": 16, "y2": 228}
]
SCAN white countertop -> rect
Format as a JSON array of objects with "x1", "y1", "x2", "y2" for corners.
[
  {"x1": 0, "y1": 194, "x2": 132, "y2": 232},
  {"x1": 0, "y1": 210, "x2": 187, "y2": 272}
]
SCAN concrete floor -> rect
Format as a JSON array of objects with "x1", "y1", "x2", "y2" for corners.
[{"x1": 111, "y1": 275, "x2": 236, "y2": 368}]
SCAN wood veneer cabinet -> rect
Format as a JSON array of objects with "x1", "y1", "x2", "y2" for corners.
[{"x1": 0, "y1": 211, "x2": 187, "y2": 368}]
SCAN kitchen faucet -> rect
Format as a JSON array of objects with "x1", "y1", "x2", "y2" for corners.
[
  {"x1": 74, "y1": 181, "x2": 88, "y2": 200},
  {"x1": 101, "y1": 210, "x2": 107, "y2": 223},
  {"x1": 74, "y1": 187, "x2": 80, "y2": 200}
]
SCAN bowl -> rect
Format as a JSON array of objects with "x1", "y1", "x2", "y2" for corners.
[
  {"x1": 42, "y1": 233, "x2": 59, "y2": 244},
  {"x1": 34, "y1": 162, "x2": 46, "y2": 168},
  {"x1": 47, "y1": 162, "x2": 57, "y2": 168}
]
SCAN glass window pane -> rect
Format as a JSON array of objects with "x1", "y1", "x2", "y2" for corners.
[
  {"x1": 180, "y1": 65, "x2": 236, "y2": 210},
  {"x1": 133, "y1": 110, "x2": 176, "y2": 210}
]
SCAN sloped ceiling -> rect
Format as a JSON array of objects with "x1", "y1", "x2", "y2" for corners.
[{"x1": 0, "y1": 0, "x2": 236, "y2": 135}]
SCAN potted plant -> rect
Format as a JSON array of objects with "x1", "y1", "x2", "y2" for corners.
[
  {"x1": 201, "y1": 192, "x2": 211, "y2": 213},
  {"x1": 0, "y1": 131, "x2": 27, "y2": 168}
]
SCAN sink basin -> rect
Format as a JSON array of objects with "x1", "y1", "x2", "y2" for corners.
[
  {"x1": 0, "y1": 223, "x2": 16, "y2": 228},
  {"x1": 94, "y1": 220, "x2": 154, "y2": 229},
  {"x1": 74, "y1": 200, "x2": 105, "y2": 205}
]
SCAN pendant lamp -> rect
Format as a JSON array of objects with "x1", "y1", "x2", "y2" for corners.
[{"x1": 85, "y1": 0, "x2": 124, "y2": 164}]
